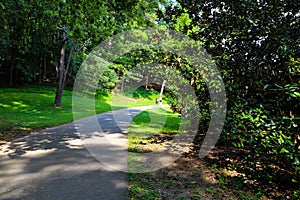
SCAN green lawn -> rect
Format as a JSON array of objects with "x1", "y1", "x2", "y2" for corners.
[
  {"x1": 0, "y1": 86, "x2": 158, "y2": 136},
  {"x1": 127, "y1": 107, "x2": 181, "y2": 198},
  {"x1": 127, "y1": 107, "x2": 181, "y2": 153},
  {"x1": 127, "y1": 106, "x2": 181, "y2": 172}
]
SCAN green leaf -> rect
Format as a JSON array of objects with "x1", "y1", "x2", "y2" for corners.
[
  {"x1": 279, "y1": 147, "x2": 289, "y2": 154},
  {"x1": 294, "y1": 157, "x2": 300, "y2": 165}
]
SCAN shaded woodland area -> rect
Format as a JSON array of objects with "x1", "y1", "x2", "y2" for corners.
[{"x1": 0, "y1": 0, "x2": 299, "y2": 198}]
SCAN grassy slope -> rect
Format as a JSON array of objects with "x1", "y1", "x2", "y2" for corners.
[{"x1": 0, "y1": 86, "x2": 158, "y2": 137}]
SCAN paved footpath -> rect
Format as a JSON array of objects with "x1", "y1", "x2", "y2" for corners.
[{"x1": 0, "y1": 106, "x2": 154, "y2": 200}]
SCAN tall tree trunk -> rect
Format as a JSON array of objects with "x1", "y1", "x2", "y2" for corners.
[
  {"x1": 55, "y1": 55, "x2": 59, "y2": 81},
  {"x1": 145, "y1": 75, "x2": 148, "y2": 90},
  {"x1": 53, "y1": 28, "x2": 67, "y2": 107},
  {"x1": 53, "y1": 34, "x2": 59, "y2": 81},
  {"x1": 159, "y1": 80, "x2": 166, "y2": 104},
  {"x1": 14, "y1": 67, "x2": 19, "y2": 85},
  {"x1": 62, "y1": 40, "x2": 76, "y2": 87},
  {"x1": 39, "y1": 56, "x2": 42, "y2": 84},
  {"x1": 43, "y1": 56, "x2": 47, "y2": 81},
  {"x1": 9, "y1": 47, "x2": 16, "y2": 86},
  {"x1": 121, "y1": 76, "x2": 125, "y2": 94}
]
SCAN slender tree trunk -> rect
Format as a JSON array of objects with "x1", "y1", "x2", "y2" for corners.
[
  {"x1": 145, "y1": 75, "x2": 148, "y2": 90},
  {"x1": 53, "y1": 34, "x2": 59, "y2": 81},
  {"x1": 43, "y1": 56, "x2": 47, "y2": 81},
  {"x1": 62, "y1": 40, "x2": 76, "y2": 87},
  {"x1": 160, "y1": 80, "x2": 166, "y2": 98},
  {"x1": 53, "y1": 28, "x2": 67, "y2": 107},
  {"x1": 121, "y1": 76, "x2": 125, "y2": 94},
  {"x1": 159, "y1": 80, "x2": 166, "y2": 104},
  {"x1": 14, "y1": 67, "x2": 18, "y2": 85},
  {"x1": 9, "y1": 47, "x2": 16, "y2": 86},
  {"x1": 55, "y1": 55, "x2": 59, "y2": 81},
  {"x1": 39, "y1": 56, "x2": 42, "y2": 84}
]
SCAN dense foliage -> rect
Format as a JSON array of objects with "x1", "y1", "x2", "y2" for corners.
[
  {"x1": 0, "y1": 0, "x2": 163, "y2": 105},
  {"x1": 160, "y1": 0, "x2": 300, "y2": 190},
  {"x1": 1, "y1": 0, "x2": 299, "y2": 196}
]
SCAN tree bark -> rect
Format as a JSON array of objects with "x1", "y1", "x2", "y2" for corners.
[
  {"x1": 53, "y1": 34, "x2": 59, "y2": 81},
  {"x1": 9, "y1": 47, "x2": 16, "y2": 86},
  {"x1": 145, "y1": 75, "x2": 148, "y2": 90},
  {"x1": 43, "y1": 56, "x2": 47, "y2": 81},
  {"x1": 160, "y1": 80, "x2": 166, "y2": 98},
  {"x1": 62, "y1": 40, "x2": 76, "y2": 87},
  {"x1": 159, "y1": 80, "x2": 166, "y2": 104},
  {"x1": 53, "y1": 27, "x2": 67, "y2": 107},
  {"x1": 39, "y1": 56, "x2": 42, "y2": 84},
  {"x1": 121, "y1": 76, "x2": 125, "y2": 93}
]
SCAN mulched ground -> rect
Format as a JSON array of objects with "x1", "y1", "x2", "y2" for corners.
[
  {"x1": 0, "y1": 130, "x2": 33, "y2": 144},
  {"x1": 129, "y1": 133, "x2": 299, "y2": 199}
]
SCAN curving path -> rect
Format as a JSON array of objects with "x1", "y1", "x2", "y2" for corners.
[{"x1": 0, "y1": 106, "x2": 155, "y2": 200}]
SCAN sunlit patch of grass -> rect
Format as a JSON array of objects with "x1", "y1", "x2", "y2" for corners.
[
  {"x1": 0, "y1": 88, "x2": 77, "y2": 132},
  {"x1": 127, "y1": 107, "x2": 181, "y2": 153},
  {"x1": 0, "y1": 86, "x2": 159, "y2": 137},
  {"x1": 110, "y1": 89, "x2": 159, "y2": 109},
  {"x1": 127, "y1": 106, "x2": 182, "y2": 193}
]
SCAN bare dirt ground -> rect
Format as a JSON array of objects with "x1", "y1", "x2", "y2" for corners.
[{"x1": 129, "y1": 133, "x2": 299, "y2": 199}]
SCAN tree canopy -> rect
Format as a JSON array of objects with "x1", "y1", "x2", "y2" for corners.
[
  {"x1": 0, "y1": 0, "x2": 164, "y2": 105},
  {"x1": 160, "y1": 0, "x2": 300, "y2": 187},
  {"x1": 0, "y1": 0, "x2": 299, "y2": 196}
]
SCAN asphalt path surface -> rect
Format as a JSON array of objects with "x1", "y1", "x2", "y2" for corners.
[{"x1": 0, "y1": 106, "x2": 154, "y2": 200}]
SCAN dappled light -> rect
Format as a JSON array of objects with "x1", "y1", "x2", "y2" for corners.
[
  {"x1": 0, "y1": 121, "x2": 128, "y2": 199},
  {"x1": 0, "y1": 0, "x2": 299, "y2": 198}
]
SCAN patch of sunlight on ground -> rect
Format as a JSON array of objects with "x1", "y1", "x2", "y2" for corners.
[{"x1": 0, "y1": 103, "x2": 10, "y2": 108}]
